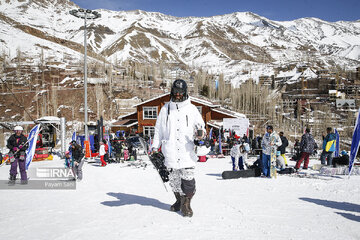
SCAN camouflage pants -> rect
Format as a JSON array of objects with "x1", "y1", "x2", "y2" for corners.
[{"x1": 169, "y1": 168, "x2": 196, "y2": 196}]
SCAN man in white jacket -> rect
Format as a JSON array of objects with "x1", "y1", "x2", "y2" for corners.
[
  {"x1": 152, "y1": 79, "x2": 205, "y2": 217},
  {"x1": 261, "y1": 125, "x2": 282, "y2": 177}
]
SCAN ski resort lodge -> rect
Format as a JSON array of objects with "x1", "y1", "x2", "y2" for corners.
[{"x1": 111, "y1": 93, "x2": 251, "y2": 138}]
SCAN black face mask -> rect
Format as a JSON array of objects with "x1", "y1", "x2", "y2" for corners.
[{"x1": 171, "y1": 92, "x2": 186, "y2": 102}]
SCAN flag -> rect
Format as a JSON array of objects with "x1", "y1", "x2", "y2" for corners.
[
  {"x1": 334, "y1": 128, "x2": 340, "y2": 157},
  {"x1": 349, "y1": 109, "x2": 360, "y2": 176},
  {"x1": 209, "y1": 127, "x2": 213, "y2": 139},
  {"x1": 215, "y1": 79, "x2": 219, "y2": 92},
  {"x1": 148, "y1": 134, "x2": 152, "y2": 154},
  {"x1": 25, "y1": 124, "x2": 41, "y2": 170},
  {"x1": 72, "y1": 131, "x2": 76, "y2": 141},
  {"x1": 218, "y1": 128, "x2": 222, "y2": 154},
  {"x1": 105, "y1": 132, "x2": 112, "y2": 157}
]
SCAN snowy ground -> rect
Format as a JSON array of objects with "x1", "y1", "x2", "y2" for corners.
[{"x1": 0, "y1": 153, "x2": 359, "y2": 240}]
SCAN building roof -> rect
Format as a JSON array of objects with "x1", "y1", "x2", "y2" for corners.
[
  {"x1": 133, "y1": 92, "x2": 169, "y2": 107},
  {"x1": 134, "y1": 92, "x2": 221, "y2": 108},
  {"x1": 117, "y1": 111, "x2": 137, "y2": 120},
  {"x1": 111, "y1": 119, "x2": 138, "y2": 127},
  {"x1": 207, "y1": 120, "x2": 223, "y2": 128}
]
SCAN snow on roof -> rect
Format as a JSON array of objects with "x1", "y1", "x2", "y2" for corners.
[
  {"x1": 88, "y1": 78, "x2": 107, "y2": 84},
  {"x1": 288, "y1": 68, "x2": 318, "y2": 83},
  {"x1": 36, "y1": 116, "x2": 61, "y2": 122},
  {"x1": 190, "y1": 96, "x2": 220, "y2": 107},
  {"x1": 133, "y1": 93, "x2": 170, "y2": 107},
  {"x1": 207, "y1": 120, "x2": 223, "y2": 128},
  {"x1": 111, "y1": 119, "x2": 138, "y2": 127},
  {"x1": 211, "y1": 107, "x2": 247, "y2": 119}
]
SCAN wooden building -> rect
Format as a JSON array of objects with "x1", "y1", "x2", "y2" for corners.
[{"x1": 112, "y1": 93, "x2": 249, "y2": 137}]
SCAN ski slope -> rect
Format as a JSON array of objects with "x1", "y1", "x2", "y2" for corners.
[{"x1": 0, "y1": 154, "x2": 359, "y2": 240}]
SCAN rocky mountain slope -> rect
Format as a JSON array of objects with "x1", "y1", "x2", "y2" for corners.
[{"x1": 0, "y1": 0, "x2": 359, "y2": 83}]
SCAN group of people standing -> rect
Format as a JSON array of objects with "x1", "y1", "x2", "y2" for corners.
[{"x1": 248, "y1": 125, "x2": 344, "y2": 177}]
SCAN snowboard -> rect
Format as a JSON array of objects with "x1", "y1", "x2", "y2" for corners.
[
  {"x1": 222, "y1": 168, "x2": 261, "y2": 179},
  {"x1": 269, "y1": 134, "x2": 277, "y2": 178},
  {"x1": 148, "y1": 152, "x2": 170, "y2": 183},
  {"x1": 138, "y1": 137, "x2": 169, "y2": 192},
  {"x1": 277, "y1": 167, "x2": 295, "y2": 174}
]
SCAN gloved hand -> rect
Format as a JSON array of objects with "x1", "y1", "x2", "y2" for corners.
[{"x1": 12, "y1": 147, "x2": 18, "y2": 152}]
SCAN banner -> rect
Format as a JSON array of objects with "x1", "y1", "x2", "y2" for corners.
[
  {"x1": 25, "y1": 124, "x2": 41, "y2": 170},
  {"x1": 223, "y1": 118, "x2": 249, "y2": 137},
  {"x1": 334, "y1": 128, "x2": 340, "y2": 157},
  {"x1": 349, "y1": 109, "x2": 360, "y2": 176},
  {"x1": 219, "y1": 128, "x2": 222, "y2": 154},
  {"x1": 72, "y1": 131, "x2": 76, "y2": 141}
]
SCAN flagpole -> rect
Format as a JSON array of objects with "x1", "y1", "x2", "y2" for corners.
[{"x1": 348, "y1": 108, "x2": 360, "y2": 177}]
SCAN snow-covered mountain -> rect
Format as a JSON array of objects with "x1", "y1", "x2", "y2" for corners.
[{"x1": 1, "y1": 0, "x2": 359, "y2": 83}]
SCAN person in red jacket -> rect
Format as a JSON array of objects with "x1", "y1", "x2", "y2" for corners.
[
  {"x1": 99, "y1": 140, "x2": 107, "y2": 167},
  {"x1": 103, "y1": 139, "x2": 109, "y2": 163}
]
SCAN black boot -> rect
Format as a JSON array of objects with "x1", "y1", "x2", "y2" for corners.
[
  {"x1": 170, "y1": 192, "x2": 181, "y2": 212},
  {"x1": 180, "y1": 195, "x2": 193, "y2": 217},
  {"x1": 8, "y1": 175, "x2": 16, "y2": 185}
]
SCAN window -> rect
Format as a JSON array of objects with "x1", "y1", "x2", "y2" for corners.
[
  {"x1": 196, "y1": 106, "x2": 202, "y2": 114},
  {"x1": 143, "y1": 126, "x2": 155, "y2": 138},
  {"x1": 143, "y1": 106, "x2": 157, "y2": 119}
]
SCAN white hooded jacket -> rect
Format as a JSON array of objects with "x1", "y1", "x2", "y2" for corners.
[{"x1": 152, "y1": 99, "x2": 205, "y2": 169}]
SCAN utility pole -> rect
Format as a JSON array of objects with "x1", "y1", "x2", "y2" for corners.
[{"x1": 69, "y1": 8, "x2": 101, "y2": 141}]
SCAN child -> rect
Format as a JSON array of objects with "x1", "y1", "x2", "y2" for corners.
[
  {"x1": 123, "y1": 144, "x2": 129, "y2": 161},
  {"x1": 64, "y1": 151, "x2": 72, "y2": 168}
]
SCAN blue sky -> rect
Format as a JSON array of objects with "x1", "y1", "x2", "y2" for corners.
[{"x1": 72, "y1": 0, "x2": 360, "y2": 22}]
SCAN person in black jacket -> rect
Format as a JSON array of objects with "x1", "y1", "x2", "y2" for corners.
[
  {"x1": 277, "y1": 132, "x2": 289, "y2": 166},
  {"x1": 7, "y1": 126, "x2": 29, "y2": 185},
  {"x1": 113, "y1": 140, "x2": 123, "y2": 163},
  {"x1": 70, "y1": 141, "x2": 85, "y2": 181}
]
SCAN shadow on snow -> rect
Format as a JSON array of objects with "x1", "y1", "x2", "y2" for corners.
[
  {"x1": 300, "y1": 197, "x2": 360, "y2": 222},
  {"x1": 101, "y1": 192, "x2": 171, "y2": 212}
]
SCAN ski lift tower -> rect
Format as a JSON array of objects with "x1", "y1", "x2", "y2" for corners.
[{"x1": 69, "y1": 8, "x2": 101, "y2": 141}]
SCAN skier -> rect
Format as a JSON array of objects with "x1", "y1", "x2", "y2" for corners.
[
  {"x1": 152, "y1": 79, "x2": 205, "y2": 217},
  {"x1": 261, "y1": 125, "x2": 282, "y2": 177},
  {"x1": 7, "y1": 126, "x2": 29, "y2": 185},
  {"x1": 70, "y1": 140, "x2": 85, "y2": 181}
]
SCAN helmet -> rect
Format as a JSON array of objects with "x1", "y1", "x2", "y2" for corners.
[
  {"x1": 14, "y1": 126, "x2": 23, "y2": 131},
  {"x1": 170, "y1": 79, "x2": 188, "y2": 102},
  {"x1": 341, "y1": 150, "x2": 348, "y2": 156},
  {"x1": 70, "y1": 140, "x2": 77, "y2": 145}
]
